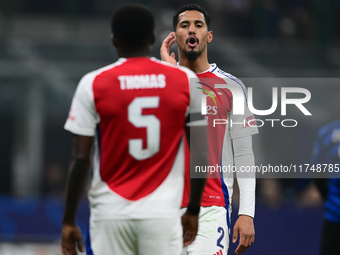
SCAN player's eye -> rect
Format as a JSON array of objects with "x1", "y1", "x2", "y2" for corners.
[
  {"x1": 196, "y1": 24, "x2": 203, "y2": 28},
  {"x1": 181, "y1": 24, "x2": 188, "y2": 28}
]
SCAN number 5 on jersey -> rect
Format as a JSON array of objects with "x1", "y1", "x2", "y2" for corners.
[{"x1": 128, "y1": 97, "x2": 160, "y2": 160}]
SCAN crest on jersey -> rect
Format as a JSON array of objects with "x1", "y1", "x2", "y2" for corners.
[{"x1": 196, "y1": 81, "x2": 222, "y2": 106}]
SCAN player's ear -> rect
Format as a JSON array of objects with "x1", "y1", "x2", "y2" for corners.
[
  {"x1": 174, "y1": 31, "x2": 178, "y2": 43},
  {"x1": 207, "y1": 31, "x2": 213, "y2": 43}
]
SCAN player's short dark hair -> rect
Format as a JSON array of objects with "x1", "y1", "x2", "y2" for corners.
[
  {"x1": 111, "y1": 4, "x2": 155, "y2": 47},
  {"x1": 173, "y1": 4, "x2": 211, "y2": 31}
]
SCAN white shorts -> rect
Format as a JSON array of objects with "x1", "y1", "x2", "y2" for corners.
[
  {"x1": 182, "y1": 206, "x2": 230, "y2": 255},
  {"x1": 87, "y1": 218, "x2": 182, "y2": 255}
]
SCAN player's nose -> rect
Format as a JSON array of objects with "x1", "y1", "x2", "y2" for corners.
[{"x1": 188, "y1": 24, "x2": 196, "y2": 33}]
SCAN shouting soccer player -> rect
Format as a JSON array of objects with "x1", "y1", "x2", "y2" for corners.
[
  {"x1": 161, "y1": 4, "x2": 258, "y2": 255},
  {"x1": 61, "y1": 4, "x2": 208, "y2": 255}
]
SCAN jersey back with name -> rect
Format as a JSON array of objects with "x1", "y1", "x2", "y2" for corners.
[{"x1": 65, "y1": 57, "x2": 200, "y2": 220}]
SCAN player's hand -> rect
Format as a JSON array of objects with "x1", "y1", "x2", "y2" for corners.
[
  {"x1": 181, "y1": 211, "x2": 199, "y2": 247},
  {"x1": 232, "y1": 215, "x2": 255, "y2": 254},
  {"x1": 61, "y1": 223, "x2": 84, "y2": 255},
  {"x1": 160, "y1": 32, "x2": 177, "y2": 65}
]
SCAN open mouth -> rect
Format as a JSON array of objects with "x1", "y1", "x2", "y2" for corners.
[{"x1": 186, "y1": 35, "x2": 199, "y2": 48}]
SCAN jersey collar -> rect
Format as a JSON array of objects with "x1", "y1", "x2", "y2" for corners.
[
  {"x1": 176, "y1": 63, "x2": 217, "y2": 74},
  {"x1": 197, "y1": 63, "x2": 217, "y2": 74}
]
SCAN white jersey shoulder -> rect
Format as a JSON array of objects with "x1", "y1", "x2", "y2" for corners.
[{"x1": 209, "y1": 64, "x2": 248, "y2": 97}]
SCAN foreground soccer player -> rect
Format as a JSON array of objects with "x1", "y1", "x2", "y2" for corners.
[
  {"x1": 61, "y1": 4, "x2": 208, "y2": 255},
  {"x1": 161, "y1": 4, "x2": 257, "y2": 255}
]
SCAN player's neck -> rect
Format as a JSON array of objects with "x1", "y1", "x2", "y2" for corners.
[
  {"x1": 178, "y1": 52, "x2": 210, "y2": 74},
  {"x1": 118, "y1": 48, "x2": 152, "y2": 59}
]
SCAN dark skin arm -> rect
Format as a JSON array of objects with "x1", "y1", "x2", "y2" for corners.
[
  {"x1": 61, "y1": 135, "x2": 93, "y2": 255},
  {"x1": 182, "y1": 125, "x2": 207, "y2": 247}
]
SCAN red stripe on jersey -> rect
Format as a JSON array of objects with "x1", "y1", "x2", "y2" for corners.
[
  {"x1": 93, "y1": 57, "x2": 190, "y2": 201},
  {"x1": 182, "y1": 71, "x2": 232, "y2": 207}
]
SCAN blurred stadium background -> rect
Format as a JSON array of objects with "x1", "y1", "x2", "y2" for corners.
[{"x1": 0, "y1": 0, "x2": 340, "y2": 254}]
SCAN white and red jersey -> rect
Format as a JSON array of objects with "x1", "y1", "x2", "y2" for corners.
[
  {"x1": 182, "y1": 64, "x2": 258, "y2": 213},
  {"x1": 64, "y1": 57, "x2": 202, "y2": 220}
]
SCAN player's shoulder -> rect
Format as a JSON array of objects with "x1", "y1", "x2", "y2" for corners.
[
  {"x1": 150, "y1": 58, "x2": 197, "y2": 79},
  {"x1": 211, "y1": 64, "x2": 246, "y2": 87},
  {"x1": 177, "y1": 65, "x2": 197, "y2": 79},
  {"x1": 80, "y1": 58, "x2": 127, "y2": 84}
]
